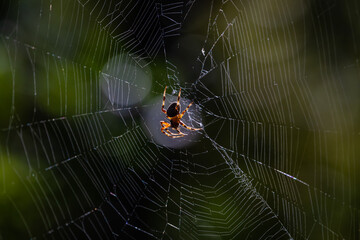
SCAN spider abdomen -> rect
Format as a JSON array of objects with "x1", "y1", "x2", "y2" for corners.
[{"x1": 166, "y1": 102, "x2": 180, "y2": 117}]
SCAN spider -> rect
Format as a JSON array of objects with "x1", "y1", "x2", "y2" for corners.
[{"x1": 161, "y1": 86, "x2": 201, "y2": 138}]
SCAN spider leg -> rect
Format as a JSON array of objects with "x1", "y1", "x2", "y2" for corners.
[
  {"x1": 180, "y1": 120, "x2": 202, "y2": 131},
  {"x1": 167, "y1": 127, "x2": 186, "y2": 136},
  {"x1": 162, "y1": 86, "x2": 167, "y2": 114},
  {"x1": 176, "y1": 88, "x2": 181, "y2": 111},
  {"x1": 167, "y1": 129, "x2": 184, "y2": 138},
  {"x1": 176, "y1": 129, "x2": 187, "y2": 136},
  {"x1": 167, "y1": 127, "x2": 186, "y2": 137},
  {"x1": 179, "y1": 102, "x2": 193, "y2": 118},
  {"x1": 160, "y1": 121, "x2": 184, "y2": 138},
  {"x1": 160, "y1": 121, "x2": 172, "y2": 137}
]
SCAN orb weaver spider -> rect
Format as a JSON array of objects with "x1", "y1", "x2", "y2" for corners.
[{"x1": 161, "y1": 86, "x2": 201, "y2": 138}]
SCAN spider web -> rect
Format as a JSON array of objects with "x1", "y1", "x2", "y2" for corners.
[{"x1": 0, "y1": 0, "x2": 359, "y2": 239}]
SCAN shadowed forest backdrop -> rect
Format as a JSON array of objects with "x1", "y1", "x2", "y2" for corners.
[{"x1": 0, "y1": 0, "x2": 359, "y2": 239}]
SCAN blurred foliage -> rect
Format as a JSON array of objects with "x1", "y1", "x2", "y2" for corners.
[{"x1": 0, "y1": 0, "x2": 359, "y2": 239}]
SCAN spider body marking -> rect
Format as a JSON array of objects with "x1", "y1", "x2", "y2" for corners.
[
  {"x1": 167, "y1": 102, "x2": 180, "y2": 128},
  {"x1": 160, "y1": 86, "x2": 201, "y2": 138}
]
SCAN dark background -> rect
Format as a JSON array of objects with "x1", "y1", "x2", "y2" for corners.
[{"x1": 0, "y1": 0, "x2": 359, "y2": 239}]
